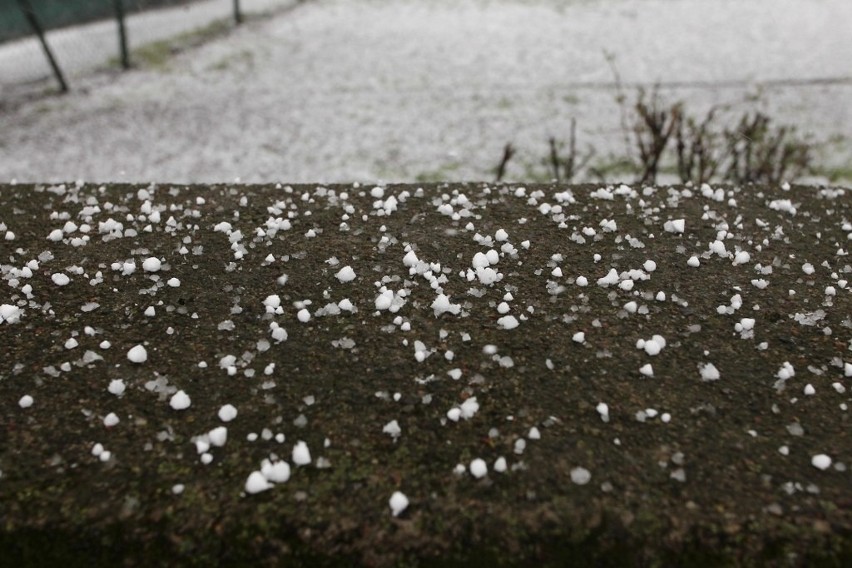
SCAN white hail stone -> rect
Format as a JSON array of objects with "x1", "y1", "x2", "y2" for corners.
[
  {"x1": 292, "y1": 441, "x2": 311, "y2": 466},
  {"x1": 733, "y1": 251, "x2": 751, "y2": 265},
  {"x1": 700, "y1": 363, "x2": 720, "y2": 381},
  {"x1": 335, "y1": 266, "x2": 356, "y2": 283},
  {"x1": 470, "y1": 458, "x2": 488, "y2": 479},
  {"x1": 494, "y1": 457, "x2": 508, "y2": 473},
  {"x1": 596, "y1": 402, "x2": 610, "y2": 422},
  {"x1": 776, "y1": 362, "x2": 795, "y2": 380},
  {"x1": 642, "y1": 336, "x2": 665, "y2": 356},
  {"x1": 389, "y1": 491, "x2": 409, "y2": 516},
  {"x1": 431, "y1": 294, "x2": 461, "y2": 317},
  {"x1": 209, "y1": 426, "x2": 228, "y2": 446},
  {"x1": 169, "y1": 390, "x2": 191, "y2": 410},
  {"x1": 664, "y1": 219, "x2": 685, "y2": 234},
  {"x1": 218, "y1": 404, "x2": 238, "y2": 422},
  {"x1": 262, "y1": 460, "x2": 291, "y2": 483},
  {"x1": 51, "y1": 273, "x2": 70, "y2": 286},
  {"x1": 127, "y1": 344, "x2": 147, "y2": 363},
  {"x1": 142, "y1": 257, "x2": 162, "y2": 272},
  {"x1": 108, "y1": 379, "x2": 126, "y2": 396},
  {"x1": 460, "y1": 397, "x2": 479, "y2": 419},
  {"x1": 375, "y1": 289, "x2": 394, "y2": 311},
  {"x1": 0, "y1": 304, "x2": 24, "y2": 324},
  {"x1": 383, "y1": 420, "x2": 402, "y2": 439},
  {"x1": 597, "y1": 269, "x2": 619, "y2": 287},
  {"x1": 245, "y1": 471, "x2": 272, "y2": 494},
  {"x1": 811, "y1": 454, "x2": 832, "y2": 470},
  {"x1": 570, "y1": 467, "x2": 592, "y2": 485}
]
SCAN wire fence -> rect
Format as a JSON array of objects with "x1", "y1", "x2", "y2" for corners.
[
  {"x1": 0, "y1": 0, "x2": 293, "y2": 93},
  {"x1": 0, "y1": 1, "x2": 202, "y2": 43}
]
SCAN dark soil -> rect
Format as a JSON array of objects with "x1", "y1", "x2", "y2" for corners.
[{"x1": 0, "y1": 181, "x2": 850, "y2": 566}]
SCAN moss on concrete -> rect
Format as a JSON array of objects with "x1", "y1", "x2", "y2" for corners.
[{"x1": 0, "y1": 182, "x2": 850, "y2": 566}]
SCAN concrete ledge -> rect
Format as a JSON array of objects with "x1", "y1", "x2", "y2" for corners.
[{"x1": 1, "y1": 182, "x2": 850, "y2": 566}]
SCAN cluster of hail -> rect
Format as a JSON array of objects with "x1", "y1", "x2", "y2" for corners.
[{"x1": 1, "y1": 180, "x2": 850, "y2": 519}]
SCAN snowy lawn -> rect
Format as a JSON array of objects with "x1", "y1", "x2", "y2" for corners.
[
  {"x1": 1, "y1": 0, "x2": 850, "y2": 184},
  {"x1": 1, "y1": 181, "x2": 850, "y2": 565}
]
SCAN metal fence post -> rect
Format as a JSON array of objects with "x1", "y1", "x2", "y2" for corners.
[
  {"x1": 234, "y1": 0, "x2": 243, "y2": 24},
  {"x1": 16, "y1": 0, "x2": 68, "y2": 92},
  {"x1": 113, "y1": 0, "x2": 130, "y2": 69}
]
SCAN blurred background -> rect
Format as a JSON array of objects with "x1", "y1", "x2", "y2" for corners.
[
  {"x1": 1, "y1": 0, "x2": 850, "y2": 185},
  {"x1": 1, "y1": 1, "x2": 195, "y2": 43}
]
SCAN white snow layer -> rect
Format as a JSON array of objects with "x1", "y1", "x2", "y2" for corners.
[{"x1": 1, "y1": 0, "x2": 850, "y2": 183}]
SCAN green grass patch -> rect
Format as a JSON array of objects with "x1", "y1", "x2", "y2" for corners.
[
  {"x1": 414, "y1": 162, "x2": 465, "y2": 183},
  {"x1": 814, "y1": 164, "x2": 852, "y2": 184},
  {"x1": 110, "y1": 18, "x2": 233, "y2": 70},
  {"x1": 207, "y1": 48, "x2": 255, "y2": 72}
]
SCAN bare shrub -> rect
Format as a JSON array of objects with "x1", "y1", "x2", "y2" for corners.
[
  {"x1": 633, "y1": 87, "x2": 681, "y2": 185},
  {"x1": 545, "y1": 119, "x2": 595, "y2": 183},
  {"x1": 723, "y1": 112, "x2": 813, "y2": 185},
  {"x1": 498, "y1": 68, "x2": 816, "y2": 186},
  {"x1": 495, "y1": 143, "x2": 515, "y2": 182},
  {"x1": 676, "y1": 108, "x2": 722, "y2": 185}
]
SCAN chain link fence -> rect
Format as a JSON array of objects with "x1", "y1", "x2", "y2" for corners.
[
  {"x1": 0, "y1": 0, "x2": 293, "y2": 93},
  {"x1": 0, "y1": 1, "x2": 204, "y2": 43}
]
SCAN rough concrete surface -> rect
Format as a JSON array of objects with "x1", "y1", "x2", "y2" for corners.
[{"x1": 0, "y1": 181, "x2": 850, "y2": 566}]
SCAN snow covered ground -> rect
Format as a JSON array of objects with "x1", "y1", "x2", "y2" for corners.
[
  {"x1": 1, "y1": 0, "x2": 850, "y2": 184},
  {"x1": 0, "y1": 0, "x2": 296, "y2": 84}
]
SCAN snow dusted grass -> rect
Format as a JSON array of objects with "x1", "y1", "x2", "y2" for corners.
[
  {"x1": 1, "y1": 0, "x2": 851, "y2": 184},
  {"x1": 1, "y1": 181, "x2": 851, "y2": 564}
]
